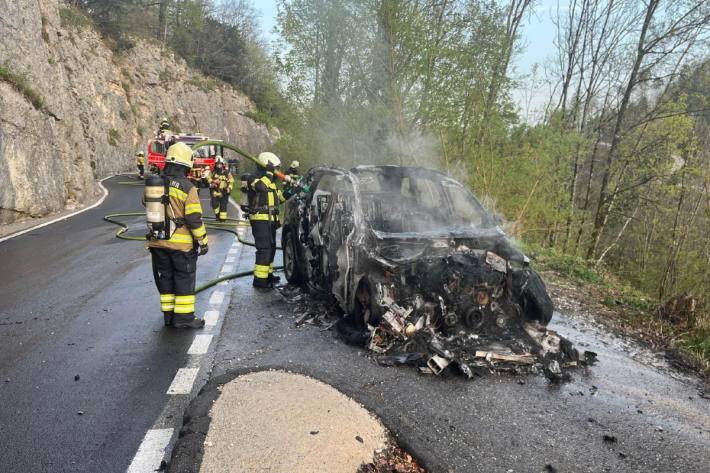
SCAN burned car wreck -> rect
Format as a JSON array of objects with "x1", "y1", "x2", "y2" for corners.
[{"x1": 282, "y1": 165, "x2": 588, "y2": 380}]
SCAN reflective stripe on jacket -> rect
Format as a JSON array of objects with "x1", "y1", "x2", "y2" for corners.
[{"x1": 249, "y1": 174, "x2": 284, "y2": 222}]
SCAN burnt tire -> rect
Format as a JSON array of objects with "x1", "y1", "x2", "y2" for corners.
[
  {"x1": 513, "y1": 269, "x2": 554, "y2": 325},
  {"x1": 282, "y1": 228, "x2": 305, "y2": 284}
]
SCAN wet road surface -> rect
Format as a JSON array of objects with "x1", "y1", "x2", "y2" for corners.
[
  {"x1": 201, "y1": 237, "x2": 710, "y2": 473},
  {"x1": 0, "y1": 177, "x2": 234, "y2": 472}
]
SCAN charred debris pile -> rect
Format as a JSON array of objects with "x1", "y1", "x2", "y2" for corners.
[{"x1": 282, "y1": 245, "x2": 597, "y2": 383}]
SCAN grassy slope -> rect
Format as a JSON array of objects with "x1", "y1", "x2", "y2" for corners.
[{"x1": 525, "y1": 243, "x2": 709, "y2": 377}]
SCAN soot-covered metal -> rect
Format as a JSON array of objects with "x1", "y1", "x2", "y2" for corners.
[{"x1": 282, "y1": 165, "x2": 593, "y2": 380}]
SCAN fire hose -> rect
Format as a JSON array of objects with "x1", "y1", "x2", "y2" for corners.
[
  {"x1": 191, "y1": 140, "x2": 310, "y2": 192},
  {"x1": 106, "y1": 139, "x2": 297, "y2": 293},
  {"x1": 103, "y1": 212, "x2": 283, "y2": 294}
]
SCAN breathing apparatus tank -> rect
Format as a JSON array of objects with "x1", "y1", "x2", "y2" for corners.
[
  {"x1": 145, "y1": 174, "x2": 169, "y2": 240},
  {"x1": 239, "y1": 173, "x2": 256, "y2": 217}
]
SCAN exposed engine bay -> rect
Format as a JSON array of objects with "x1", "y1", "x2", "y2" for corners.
[{"x1": 282, "y1": 166, "x2": 595, "y2": 380}]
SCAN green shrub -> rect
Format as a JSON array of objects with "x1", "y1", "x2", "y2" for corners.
[
  {"x1": 159, "y1": 70, "x2": 175, "y2": 83},
  {"x1": 59, "y1": 7, "x2": 92, "y2": 29},
  {"x1": 188, "y1": 77, "x2": 217, "y2": 92},
  {"x1": 680, "y1": 333, "x2": 710, "y2": 369},
  {"x1": 522, "y1": 242, "x2": 602, "y2": 284},
  {"x1": 0, "y1": 64, "x2": 45, "y2": 111},
  {"x1": 244, "y1": 109, "x2": 274, "y2": 129},
  {"x1": 108, "y1": 128, "x2": 120, "y2": 146}
]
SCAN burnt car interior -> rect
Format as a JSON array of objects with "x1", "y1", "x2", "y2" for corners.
[{"x1": 354, "y1": 168, "x2": 489, "y2": 234}]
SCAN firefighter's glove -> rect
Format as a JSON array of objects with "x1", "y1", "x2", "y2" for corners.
[
  {"x1": 198, "y1": 242, "x2": 209, "y2": 256},
  {"x1": 283, "y1": 187, "x2": 295, "y2": 200}
]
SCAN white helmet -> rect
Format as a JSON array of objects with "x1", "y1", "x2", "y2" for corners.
[
  {"x1": 215, "y1": 155, "x2": 225, "y2": 164},
  {"x1": 289, "y1": 160, "x2": 300, "y2": 169},
  {"x1": 258, "y1": 152, "x2": 281, "y2": 168}
]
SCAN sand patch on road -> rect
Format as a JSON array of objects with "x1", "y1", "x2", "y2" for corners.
[{"x1": 200, "y1": 370, "x2": 387, "y2": 473}]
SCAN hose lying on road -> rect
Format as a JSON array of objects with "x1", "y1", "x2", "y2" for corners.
[{"x1": 103, "y1": 212, "x2": 283, "y2": 293}]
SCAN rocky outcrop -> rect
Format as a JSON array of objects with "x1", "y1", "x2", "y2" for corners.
[{"x1": 0, "y1": 0, "x2": 273, "y2": 221}]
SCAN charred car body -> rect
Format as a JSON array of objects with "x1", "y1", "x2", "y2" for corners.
[{"x1": 283, "y1": 166, "x2": 583, "y2": 378}]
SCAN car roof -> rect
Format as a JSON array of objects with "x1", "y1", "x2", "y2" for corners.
[{"x1": 349, "y1": 165, "x2": 452, "y2": 180}]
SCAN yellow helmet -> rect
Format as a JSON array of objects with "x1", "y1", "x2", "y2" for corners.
[
  {"x1": 258, "y1": 152, "x2": 281, "y2": 168},
  {"x1": 289, "y1": 160, "x2": 300, "y2": 169},
  {"x1": 165, "y1": 142, "x2": 194, "y2": 168}
]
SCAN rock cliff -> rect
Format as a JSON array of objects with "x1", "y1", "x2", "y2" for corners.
[{"x1": 0, "y1": 0, "x2": 274, "y2": 221}]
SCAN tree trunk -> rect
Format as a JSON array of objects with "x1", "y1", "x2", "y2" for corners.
[
  {"x1": 586, "y1": 0, "x2": 659, "y2": 259},
  {"x1": 157, "y1": 0, "x2": 169, "y2": 43}
]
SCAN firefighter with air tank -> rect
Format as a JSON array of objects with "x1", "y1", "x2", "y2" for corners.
[
  {"x1": 243, "y1": 152, "x2": 287, "y2": 290},
  {"x1": 143, "y1": 142, "x2": 208, "y2": 328},
  {"x1": 209, "y1": 156, "x2": 235, "y2": 222}
]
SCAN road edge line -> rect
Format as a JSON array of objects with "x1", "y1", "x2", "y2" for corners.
[{"x1": 0, "y1": 174, "x2": 114, "y2": 244}]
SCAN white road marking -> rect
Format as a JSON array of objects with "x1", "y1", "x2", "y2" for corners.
[
  {"x1": 204, "y1": 310, "x2": 220, "y2": 327},
  {"x1": 126, "y1": 428, "x2": 173, "y2": 473},
  {"x1": 0, "y1": 176, "x2": 112, "y2": 244},
  {"x1": 126, "y1": 189, "x2": 246, "y2": 472},
  {"x1": 209, "y1": 291, "x2": 225, "y2": 306},
  {"x1": 221, "y1": 264, "x2": 235, "y2": 273},
  {"x1": 187, "y1": 334, "x2": 213, "y2": 355},
  {"x1": 167, "y1": 368, "x2": 199, "y2": 395}
]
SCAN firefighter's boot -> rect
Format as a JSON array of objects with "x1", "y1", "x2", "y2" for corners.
[
  {"x1": 173, "y1": 313, "x2": 205, "y2": 329},
  {"x1": 163, "y1": 311, "x2": 174, "y2": 327}
]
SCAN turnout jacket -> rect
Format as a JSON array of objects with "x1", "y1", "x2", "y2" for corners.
[
  {"x1": 210, "y1": 170, "x2": 235, "y2": 197},
  {"x1": 148, "y1": 174, "x2": 208, "y2": 252},
  {"x1": 248, "y1": 172, "x2": 285, "y2": 221}
]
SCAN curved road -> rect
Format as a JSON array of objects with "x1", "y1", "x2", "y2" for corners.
[{"x1": 0, "y1": 177, "x2": 235, "y2": 472}]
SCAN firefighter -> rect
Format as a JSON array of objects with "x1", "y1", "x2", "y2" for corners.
[
  {"x1": 286, "y1": 160, "x2": 300, "y2": 181},
  {"x1": 209, "y1": 156, "x2": 234, "y2": 222},
  {"x1": 248, "y1": 152, "x2": 285, "y2": 289},
  {"x1": 136, "y1": 151, "x2": 145, "y2": 179},
  {"x1": 147, "y1": 142, "x2": 208, "y2": 328},
  {"x1": 283, "y1": 160, "x2": 301, "y2": 196},
  {"x1": 157, "y1": 118, "x2": 175, "y2": 146},
  {"x1": 158, "y1": 117, "x2": 170, "y2": 135}
]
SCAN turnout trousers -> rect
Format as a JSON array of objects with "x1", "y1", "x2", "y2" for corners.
[
  {"x1": 210, "y1": 194, "x2": 229, "y2": 221},
  {"x1": 150, "y1": 247, "x2": 198, "y2": 316},
  {"x1": 250, "y1": 219, "x2": 277, "y2": 288}
]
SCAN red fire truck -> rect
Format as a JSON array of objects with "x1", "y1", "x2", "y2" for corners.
[{"x1": 147, "y1": 133, "x2": 224, "y2": 187}]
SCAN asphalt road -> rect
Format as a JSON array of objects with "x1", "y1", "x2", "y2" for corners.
[
  {"x1": 0, "y1": 177, "x2": 235, "y2": 472},
  {"x1": 2, "y1": 177, "x2": 709, "y2": 473},
  {"x1": 192, "y1": 240, "x2": 710, "y2": 473}
]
